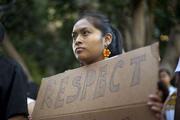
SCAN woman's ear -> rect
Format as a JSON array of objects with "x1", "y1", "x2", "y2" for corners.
[{"x1": 104, "y1": 33, "x2": 112, "y2": 47}]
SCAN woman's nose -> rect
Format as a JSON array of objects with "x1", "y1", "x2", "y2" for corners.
[{"x1": 75, "y1": 35, "x2": 83, "y2": 45}]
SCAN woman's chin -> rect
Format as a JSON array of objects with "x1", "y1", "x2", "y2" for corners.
[
  {"x1": 76, "y1": 55, "x2": 89, "y2": 64},
  {"x1": 77, "y1": 57, "x2": 87, "y2": 63}
]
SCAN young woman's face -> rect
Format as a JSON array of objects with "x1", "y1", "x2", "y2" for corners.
[
  {"x1": 159, "y1": 71, "x2": 171, "y2": 87},
  {"x1": 72, "y1": 18, "x2": 105, "y2": 65}
]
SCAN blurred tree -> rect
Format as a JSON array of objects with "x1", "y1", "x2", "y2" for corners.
[
  {"x1": 76, "y1": 0, "x2": 180, "y2": 73},
  {"x1": 0, "y1": 0, "x2": 179, "y2": 85},
  {"x1": 2, "y1": 33, "x2": 33, "y2": 82},
  {"x1": 0, "y1": 0, "x2": 37, "y2": 82},
  {"x1": 158, "y1": 0, "x2": 180, "y2": 73}
]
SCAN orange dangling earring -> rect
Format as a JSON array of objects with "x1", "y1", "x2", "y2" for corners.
[
  {"x1": 103, "y1": 47, "x2": 111, "y2": 59},
  {"x1": 80, "y1": 63, "x2": 83, "y2": 67}
]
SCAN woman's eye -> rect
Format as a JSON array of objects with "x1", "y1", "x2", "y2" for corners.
[{"x1": 83, "y1": 31, "x2": 89, "y2": 35}]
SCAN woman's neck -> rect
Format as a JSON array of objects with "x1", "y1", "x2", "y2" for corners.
[{"x1": 83, "y1": 55, "x2": 104, "y2": 66}]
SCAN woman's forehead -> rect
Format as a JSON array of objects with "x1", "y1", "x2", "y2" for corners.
[{"x1": 73, "y1": 19, "x2": 93, "y2": 32}]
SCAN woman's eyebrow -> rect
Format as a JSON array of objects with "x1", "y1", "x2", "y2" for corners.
[
  {"x1": 72, "y1": 27, "x2": 91, "y2": 34},
  {"x1": 80, "y1": 27, "x2": 92, "y2": 32},
  {"x1": 77, "y1": 27, "x2": 90, "y2": 31}
]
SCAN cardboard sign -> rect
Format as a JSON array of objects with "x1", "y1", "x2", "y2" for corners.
[{"x1": 32, "y1": 43, "x2": 159, "y2": 120}]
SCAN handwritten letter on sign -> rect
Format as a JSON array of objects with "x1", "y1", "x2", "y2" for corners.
[{"x1": 32, "y1": 43, "x2": 159, "y2": 120}]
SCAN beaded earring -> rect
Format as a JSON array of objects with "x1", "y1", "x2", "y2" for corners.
[{"x1": 103, "y1": 47, "x2": 111, "y2": 59}]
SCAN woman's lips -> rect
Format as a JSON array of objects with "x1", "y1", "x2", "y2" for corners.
[{"x1": 75, "y1": 47, "x2": 85, "y2": 53}]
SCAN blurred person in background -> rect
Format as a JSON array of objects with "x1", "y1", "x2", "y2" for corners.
[
  {"x1": 0, "y1": 23, "x2": 28, "y2": 120},
  {"x1": 174, "y1": 58, "x2": 180, "y2": 120},
  {"x1": 148, "y1": 59, "x2": 180, "y2": 120},
  {"x1": 159, "y1": 68, "x2": 177, "y2": 96}
]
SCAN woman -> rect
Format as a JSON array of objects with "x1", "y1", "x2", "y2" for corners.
[
  {"x1": 157, "y1": 68, "x2": 177, "y2": 120},
  {"x1": 28, "y1": 12, "x2": 123, "y2": 119},
  {"x1": 72, "y1": 13, "x2": 123, "y2": 66},
  {"x1": 29, "y1": 13, "x2": 163, "y2": 119},
  {"x1": 159, "y1": 68, "x2": 177, "y2": 96},
  {"x1": 74, "y1": 13, "x2": 164, "y2": 119}
]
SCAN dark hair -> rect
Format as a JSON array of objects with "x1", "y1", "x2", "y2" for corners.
[
  {"x1": 159, "y1": 68, "x2": 171, "y2": 77},
  {"x1": 76, "y1": 13, "x2": 123, "y2": 57},
  {"x1": 27, "y1": 82, "x2": 39, "y2": 100},
  {"x1": 157, "y1": 81, "x2": 169, "y2": 103},
  {"x1": 0, "y1": 23, "x2": 5, "y2": 43}
]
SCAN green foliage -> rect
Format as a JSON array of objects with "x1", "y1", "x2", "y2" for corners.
[
  {"x1": 154, "y1": 0, "x2": 180, "y2": 59},
  {"x1": 0, "y1": 0, "x2": 179, "y2": 85},
  {"x1": 0, "y1": 0, "x2": 79, "y2": 85}
]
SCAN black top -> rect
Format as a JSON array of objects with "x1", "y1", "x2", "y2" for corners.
[
  {"x1": 0, "y1": 54, "x2": 28, "y2": 119},
  {"x1": 0, "y1": 23, "x2": 5, "y2": 43}
]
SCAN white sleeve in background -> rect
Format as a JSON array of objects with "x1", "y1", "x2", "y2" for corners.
[
  {"x1": 169, "y1": 86, "x2": 177, "y2": 96},
  {"x1": 27, "y1": 97, "x2": 35, "y2": 104}
]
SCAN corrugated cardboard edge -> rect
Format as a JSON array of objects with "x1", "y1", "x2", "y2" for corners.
[
  {"x1": 150, "y1": 42, "x2": 159, "y2": 61},
  {"x1": 37, "y1": 103, "x2": 151, "y2": 119},
  {"x1": 32, "y1": 78, "x2": 47, "y2": 117}
]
